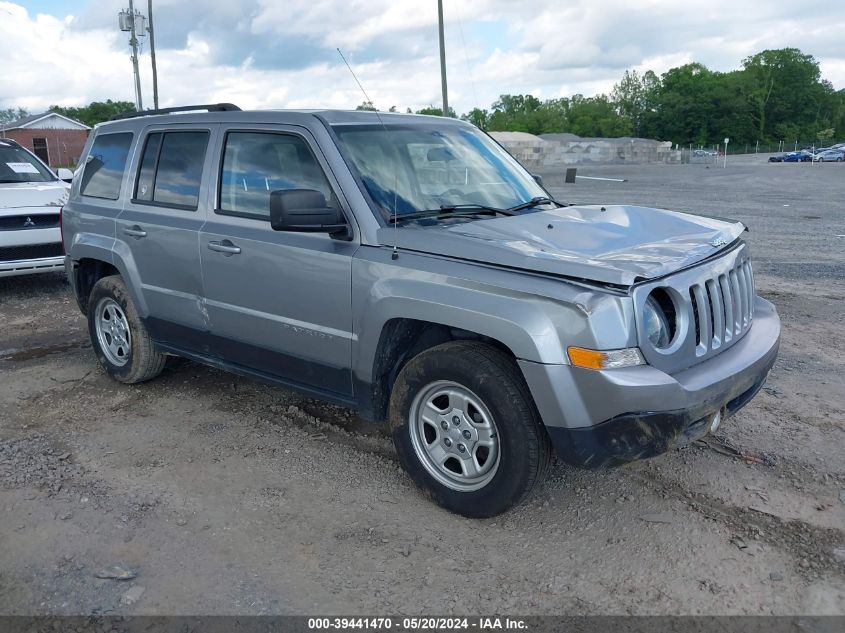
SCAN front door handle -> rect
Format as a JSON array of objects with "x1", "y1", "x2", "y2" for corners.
[
  {"x1": 123, "y1": 225, "x2": 147, "y2": 238},
  {"x1": 207, "y1": 239, "x2": 241, "y2": 256}
]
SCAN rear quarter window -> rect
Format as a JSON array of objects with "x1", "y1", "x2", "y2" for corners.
[{"x1": 79, "y1": 132, "x2": 133, "y2": 200}]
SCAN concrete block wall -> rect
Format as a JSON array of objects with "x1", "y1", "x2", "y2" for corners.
[{"x1": 490, "y1": 132, "x2": 682, "y2": 168}]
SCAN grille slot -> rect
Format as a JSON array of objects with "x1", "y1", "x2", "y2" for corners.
[
  {"x1": 0, "y1": 243, "x2": 63, "y2": 262},
  {"x1": 0, "y1": 214, "x2": 60, "y2": 231},
  {"x1": 688, "y1": 259, "x2": 754, "y2": 357}
]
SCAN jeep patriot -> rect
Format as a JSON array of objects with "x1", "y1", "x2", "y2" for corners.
[{"x1": 62, "y1": 104, "x2": 780, "y2": 517}]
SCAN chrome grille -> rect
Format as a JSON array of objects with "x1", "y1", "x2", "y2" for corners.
[{"x1": 689, "y1": 259, "x2": 754, "y2": 357}]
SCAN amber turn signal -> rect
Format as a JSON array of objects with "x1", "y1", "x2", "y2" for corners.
[{"x1": 567, "y1": 346, "x2": 645, "y2": 370}]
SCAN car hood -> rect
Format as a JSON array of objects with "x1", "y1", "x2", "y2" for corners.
[
  {"x1": 377, "y1": 204, "x2": 745, "y2": 286},
  {"x1": 0, "y1": 181, "x2": 70, "y2": 210}
]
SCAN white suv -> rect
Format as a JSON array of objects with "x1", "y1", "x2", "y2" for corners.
[{"x1": 0, "y1": 138, "x2": 73, "y2": 277}]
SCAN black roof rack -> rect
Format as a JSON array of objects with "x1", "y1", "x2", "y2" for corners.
[{"x1": 110, "y1": 103, "x2": 241, "y2": 121}]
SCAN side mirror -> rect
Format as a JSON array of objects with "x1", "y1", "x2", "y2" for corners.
[
  {"x1": 531, "y1": 173, "x2": 544, "y2": 187},
  {"x1": 57, "y1": 168, "x2": 74, "y2": 183},
  {"x1": 269, "y1": 189, "x2": 349, "y2": 238}
]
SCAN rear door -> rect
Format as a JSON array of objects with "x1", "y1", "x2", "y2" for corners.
[
  {"x1": 199, "y1": 125, "x2": 357, "y2": 398},
  {"x1": 116, "y1": 124, "x2": 218, "y2": 351}
]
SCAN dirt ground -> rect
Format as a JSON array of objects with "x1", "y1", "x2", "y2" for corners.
[{"x1": 0, "y1": 155, "x2": 843, "y2": 616}]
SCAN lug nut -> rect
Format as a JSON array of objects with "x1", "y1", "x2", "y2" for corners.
[
  {"x1": 457, "y1": 444, "x2": 466, "y2": 453},
  {"x1": 440, "y1": 421, "x2": 449, "y2": 430},
  {"x1": 444, "y1": 438, "x2": 452, "y2": 447},
  {"x1": 462, "y1": 430, "x2": 471, "y2": 440},
  {"x1": 452, "y1": 416, "x2": 460, "y2": 425}
]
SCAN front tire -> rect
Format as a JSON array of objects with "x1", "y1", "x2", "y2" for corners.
[
  {"x1": 87, "y1": 275, "x2": 166, "y2": 384},
  {"x1": 389, "y1": 341, "x2": 551, "y2": 517}
]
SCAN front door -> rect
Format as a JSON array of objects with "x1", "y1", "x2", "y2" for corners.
[{"x1": 199, "y1": 126, "x2": 357, "y2": 398}]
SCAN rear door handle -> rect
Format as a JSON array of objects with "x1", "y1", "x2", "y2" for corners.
[
  {"x1": 207, "y1": 240, "x2": 241, "y2": 255},
  {"x1": 123, "y1": 225, "x2": 147, "y2": 238}
]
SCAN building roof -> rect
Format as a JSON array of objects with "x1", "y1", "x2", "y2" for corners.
[{"x1": 0, "y1": 112, "x2": 91, "y2": 132}]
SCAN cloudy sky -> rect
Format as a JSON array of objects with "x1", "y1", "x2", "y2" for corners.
[{"x1": 2, "y1": 0, "x2": 844, "y2": 115}]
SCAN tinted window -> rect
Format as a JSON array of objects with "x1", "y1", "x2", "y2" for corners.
[
  {"x1": 80, "y1": 132, "x2": 133, "y2": 199},
  {"x1": 147, "y1": 131, "x2": 209, "y2": 209},
  {"x1": 219, "y1": 132, "x2": 333, "y2": 220},
  {"x1": 132, "y1": 131, "x2": 208, "y2": 209},
  {"x1": 134, "y1": 132, "x2": 162, "y2": 202}
]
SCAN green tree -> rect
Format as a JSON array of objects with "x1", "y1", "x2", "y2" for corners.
[
  {"x1": 354, "y1": 101, "x2": 377, "y2": 111},
  {"x1": 611, "y1": 70, "x2": 660, "y2": 136},
  {"x1": 461, "y1": 107, "x2": 489, "y2": 129},
  {"x1": 415, "y1": 105, "x2": 457, "y2": 117},
  {"x1": 49, "y1": 100, "x2": 135, "y2": 126},
  {"x1": 742, "y1": 48, "x2": 829, "y2": 142},
  {"x1": 568, "y1": 94, "x2": 631, "y2": 137},
  {"x1": 0, "y1": 107, "x2": 29, "y2": 125}
]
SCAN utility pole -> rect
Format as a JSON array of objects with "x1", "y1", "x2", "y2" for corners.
[
  {"x1": 437, "y1": 0, "x2": 449, "y2": 117},
  {"x1": 128, "y1": 0, "x2": 143, "y2": 111},
  {"x1": 148, "y1": 0, "x2": 159, "y2": 109},
  {"x1": 119, "y1": 0, "x2": 144, "y2": 111}
]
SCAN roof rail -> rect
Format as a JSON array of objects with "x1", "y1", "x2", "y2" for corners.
[{"x1": 110, "y1": 103, "x2": 242, "y2": 121}]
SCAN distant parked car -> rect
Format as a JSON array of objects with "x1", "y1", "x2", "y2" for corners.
[
  {"x1": 0, "y1": 139, "x2": 73, "y2": 277},
  {"x1": 768, "y1": 154, "x2": 785, "y2": 162},
  {"x1": 782, "y1": 151, "x2": 812, "y2": 163},
  {"x1": 812, "y1": 149, "x2": 844, "y2": 162}
]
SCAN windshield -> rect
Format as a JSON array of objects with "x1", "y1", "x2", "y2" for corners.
[
  {"x1": 0, "y1": 145, "x2": 55, "y2": 183},
  {"x1": 332, "y1": 123, "x2": 547, "y2": 221}
]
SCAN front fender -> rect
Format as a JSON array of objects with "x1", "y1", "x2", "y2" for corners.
[{"x1": 351, "y1": 248, "x2": 632, "y2": 386}]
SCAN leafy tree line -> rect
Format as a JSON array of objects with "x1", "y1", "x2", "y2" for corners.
[
  {"x1": 0, "y1": 101, "x2": 136, "y2": 128},
  {"x1": 369, "y1": 48, "x2": 844, "y2": 146}
]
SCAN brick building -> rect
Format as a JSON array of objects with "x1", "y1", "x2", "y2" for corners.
[{"x1": 0, "y1": 112, "x2": 91, "y2": 168}]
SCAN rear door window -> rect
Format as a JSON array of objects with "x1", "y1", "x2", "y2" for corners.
[
  {"x1": 80, "y1": 132, "x2": 133, "y2": 200},
  {"x1": 133, "y1": 130, "x2": 209, "y2": 210}
]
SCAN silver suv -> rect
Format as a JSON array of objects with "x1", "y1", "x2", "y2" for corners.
[{"x1": 62, "y1": 104, "x2": 780, "y2": 517}]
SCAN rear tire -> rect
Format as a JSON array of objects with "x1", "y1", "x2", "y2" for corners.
[
  {"x1": 389, "y1": 341, "x2": 551, "y2": 518},
  {"x1": 87, "y1": 275, "x2": 166, "y2": 384}
]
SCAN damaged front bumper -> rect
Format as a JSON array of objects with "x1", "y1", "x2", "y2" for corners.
[{"x1": 520, "y1": 296, "x2": 780, "y2": 468}]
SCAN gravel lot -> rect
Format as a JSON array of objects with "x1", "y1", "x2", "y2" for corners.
[{"x1": 0, "y1": 155, "x2": 843, "y2": 616}]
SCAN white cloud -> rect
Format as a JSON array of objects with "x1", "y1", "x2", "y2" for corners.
[{"x1": 0, "y1": 0, "x2": 843, "y2": 116}]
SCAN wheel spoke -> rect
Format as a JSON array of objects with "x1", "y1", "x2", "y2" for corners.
[
  {"x1": 461, "y1": 456, "x2": 482, "y2": 479},
  {"x1": 420, "y1": 401, "x2": 442, "y2": 426},
  {"x1": 447, "y1": 389, "x2": 473, "y2": 417},
  {"x1": 425, "y1": 441, "x2": 450, "y2": 466},
  {"x1": 475, "y1": 425, "x2": 496, "y2": 445}
]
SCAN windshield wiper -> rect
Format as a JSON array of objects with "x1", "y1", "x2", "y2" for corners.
[
  {"x1": 390, "y1": 204, "x2": 516, "y2": 224},
  {"x1": 506, "y1": 196, "x2": 566, "y2": 213}
]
